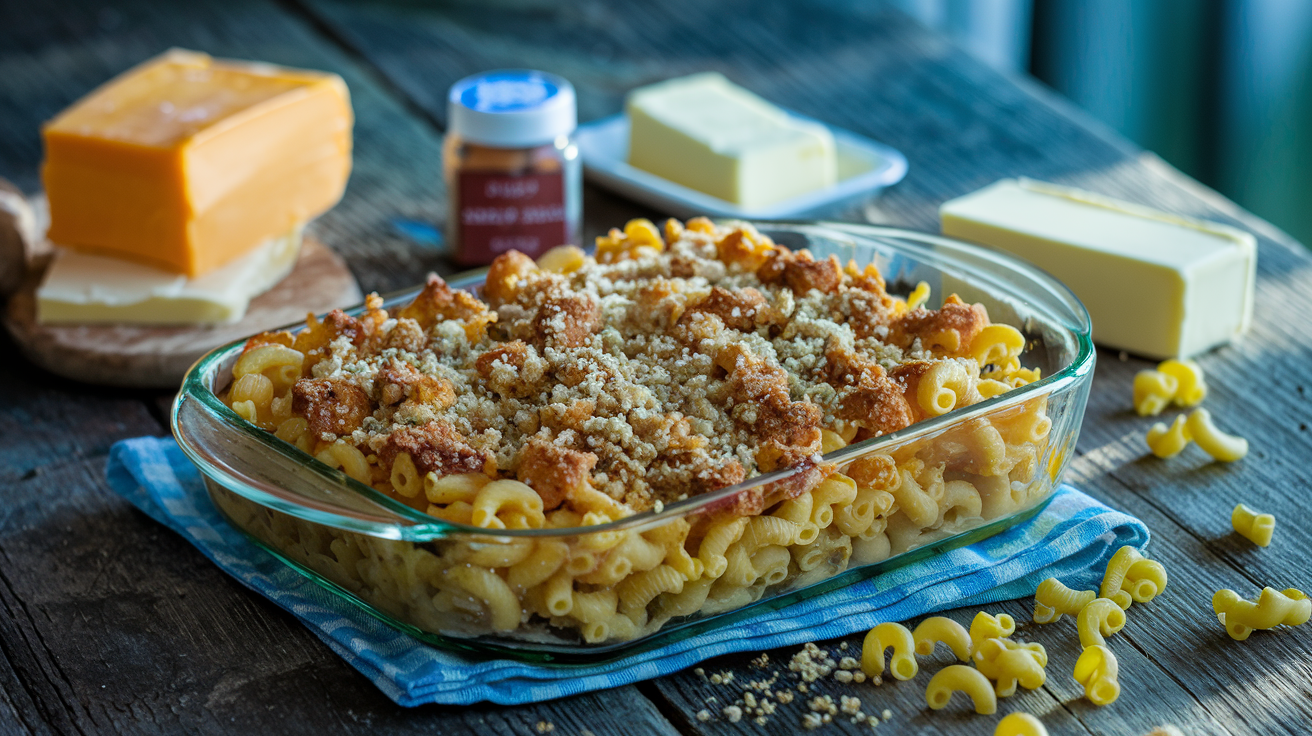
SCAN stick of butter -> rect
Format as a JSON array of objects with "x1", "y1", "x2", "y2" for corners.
[
  {"x1": 627, "y1": 73, "x2": 836, "y2": 208},
  {"x1": 36, "y1": 229, "x2": 301, "y2": 325},
  {"x1": 940, "y1": 178, "x2": 1256, "y2": 359}
]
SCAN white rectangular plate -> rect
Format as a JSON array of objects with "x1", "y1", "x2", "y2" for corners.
[{"x1": 577, "y1": 113, "x2": 908, "y2": 220}]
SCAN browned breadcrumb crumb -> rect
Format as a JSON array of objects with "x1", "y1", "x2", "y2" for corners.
[{"x1": 241, "y1": 220, "x2": 1003, "y2": 515}]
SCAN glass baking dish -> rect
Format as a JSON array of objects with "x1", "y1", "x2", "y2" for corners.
[{"x1": 172, "y1": 223, "x2": 1094, "y2": 661}]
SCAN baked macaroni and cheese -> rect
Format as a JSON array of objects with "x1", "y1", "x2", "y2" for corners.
[{"x1": 216, "y1": 217, "x2": 1054, "y2": 644}]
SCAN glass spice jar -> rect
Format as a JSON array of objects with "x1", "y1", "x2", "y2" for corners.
[{"x1": 443, "y1": 70, "x2": 581, "y2": 266}]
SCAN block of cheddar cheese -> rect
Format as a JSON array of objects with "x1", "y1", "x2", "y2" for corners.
[
  {"x1": 940, "y1": 178, "x2": 1256, "y2": 359},
  {"x1": 41, "y1": 49, "x2": 352, "y2": 277}
]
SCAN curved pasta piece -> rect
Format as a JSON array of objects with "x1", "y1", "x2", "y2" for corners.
[
  {"x1": 1133, "y1": 370, "x2": 1178, "y2": 417},
  {"x1": 445, "y1": 565, "x2": 520, "y2": 632},
  {"x1": 1072, "y1": 644, "x2": 1120, "y2": 706},
  {"x1": 972, "y1": 638, "x2": 1047, "y2": 697},
  {"x1": 1157, "y1": 358, "x2": 1207, "y2": 407},
  {"x1": 970, "y1": 323, "x2": 1025, "y2": 369},
  {"x1": 995, "y1": 712, "x2": 1049, "y2": 736},
  {"x1": 861, "y1": 622, "x2": 919, "y2": 680},
  {"x1": 1033, "y1": 578, "x2": 1096, "y2": 624},
  {"x1": 1077, "y1": 598, "x2": 1126, "y2": 648},
  {"x1": 1213, "y1": 587, "x2": 1311, "y2": 640},
  {"x1": 968, "y1": 611, "x2": 1016, "y2": 649},
  {"x1": 233, "y1": 344, "x2": 304, "y2": 379},
  {"x1": 925, "y1": 665, "x2": 997, "y2": 714},
  {"x1": 1101, "y1": 546, "x2": 1166, "y2": 609},
  {"x1": 911, "y1": 616, "x2": 971, "y2": 661},
  {"x1": 1145, "y1": 415, "x2": 1191, "y2": 459},
  {"x1": 618, "y1": 565, "x2": 687, "y2": 618},
  {"x1": 698, "y1": 517, "x2": 748, "y2": 578},
  {"x1": 471, "y1": 479, "x2": 546, "y2": 529},
  {"x1": 1186, "y1": 408, "x2": 1248, "y2": 462},
  {"x1": 1232, "y1": 503, "x2": 1275, "y2": 547}
]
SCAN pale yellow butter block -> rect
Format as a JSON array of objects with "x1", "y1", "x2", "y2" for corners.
[
  {"x1": 940, "y1": 178, "x2": 1255, "y2": 359},
  {"x1": 626, "y1": 73, "x2": 836, "y2": 208},
  {"x1": 37, "y1": 228, "x2": 301, "y2": 325}
]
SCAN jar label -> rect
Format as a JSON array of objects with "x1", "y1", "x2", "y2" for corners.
[{"x1": 456, "y1": 170, "x2": 568, "y2": 262}]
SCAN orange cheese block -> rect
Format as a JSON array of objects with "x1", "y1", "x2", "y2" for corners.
[{"x1": 42, "y1": 49, "x2": 352, "y2": 277}]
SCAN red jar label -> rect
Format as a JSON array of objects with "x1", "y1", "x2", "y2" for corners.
[{"x1": 456, "y1": 170, "x2": 567, "y2": 263}]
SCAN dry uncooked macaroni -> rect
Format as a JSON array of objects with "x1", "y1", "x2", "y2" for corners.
[
  {"x1": 1100, "y1": 546, "x2": 1167, "y2": 609},
  {"x1": 1077, "y1": 598, "x2": 1127, "y2": 648},
  {"x1": 1033, "y1": 578, "x2": 1095, "y2": 624},
  {"x1": 1157, "y1": 359, "x2": 1206, "y2": 407},
  {"x1": 968, "y1": 611, "x2": 1016, "y2": 649},
  {"x1": 1133, "y1": 370, "x2": 1179, "y2": 417},
  {"x1": 1133, "y1": 359, "x2": 1207, "y2": 416},
  {"x1": 912, "y1": 616, "x2": 972, "y2": 661},
  {"x1": 1073, "y1": 644, "x2": 1121, "y2": 705},
  {"x1": 971, "y1": 637, "x2": 1047, "y2": 696},
  {"x1": 862, "y1": 622, "x2": 919, "y2": 680},
  {"x1": 1231, "y1": 503, "x2": 1275, "y2": 547},
  {"x1": 1145, "y1": 415, "x2": 1190, "y2": 459},
  {"x1": 1213, "y1": 587, "x2": 1310, "y2": 640},
  {"x1": 995, "y1": 712, "x2": 1049, "y2": 736},
  {"x1": 925, "y1": 664, "x2": 997, "y2": 714},
  {"x1": 1186, "y1": 408, "x2": 1249, "y2": 462}
]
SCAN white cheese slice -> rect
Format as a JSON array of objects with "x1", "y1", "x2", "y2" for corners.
[
  {"x1": 626, "y1": 72, "x2": 837, "y2": 208},
  {"x1": 940, "y1": 179, "x2": 1256, "y2": 359},
  {"x1": 36, "y1": 227, "x2": 302, "y2": 325}
]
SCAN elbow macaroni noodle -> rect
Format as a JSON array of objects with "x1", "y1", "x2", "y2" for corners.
[
  {"x1": 1231, "y1": 503, "x2": 1275, "y2": 547},
  {"x1": 1186, "y1": 408, "x2": 1249, "y2": 462},
  {"x1": 1133, "y1": 359, "x2": 1207, "y2": 415},
  {"x1": 996, "y1": 713, "x2": 1049, "y2": 736},
  {"x1": 925, "y1": 664, "x2": 997, "y2": 714},
  {"x1": 1158, "y1": 359, "x2": 1206, "y2": 406},
  {"x1": 861, "y1": 622, "x2": 919, "y2": 680},
  {"x1": 1133, "y1": 370, "x2": 1179, "y2": 417},
  {"x1": 912, "y1": 616, "x2": 972, "y2": 662},
  {"x1": 1212, "y1": 587, "x2": 1310, "y2": 640},
  {"x1": 1100, "y1": 546, "x2": 1167, "y2": 609},
  {"x1": 1077, "y1": 598, "x2": 1127, "y2": 648},
  {"x1": 1145, "y1": 415, "x2": 1191, "y2": 459},
  {"x1": 1033, "y1": 578, "x2": 1095, "y2": 624},
  {"x1": 968, "y1": 611, "x2": 1016, "y2": 650},
  {"x1": 972, "y1": 637, "x2": 1047, "y2": 697},
  {"x1": 1073, "y1": 644, "x2": 1121, "y2": 705}
]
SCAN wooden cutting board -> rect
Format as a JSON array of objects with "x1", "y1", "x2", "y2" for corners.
[{"x1": 4, "y1": 235, "x2": 362, "y2": 388}]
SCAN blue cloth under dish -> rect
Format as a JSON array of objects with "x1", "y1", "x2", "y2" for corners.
[{"x1": 106, "y1": 436, "x2": 1148, "y2": 706}]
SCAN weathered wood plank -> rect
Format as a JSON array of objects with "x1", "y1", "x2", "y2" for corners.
[
  {"x1": 0, "y1": 330, "x2": 161, "y2": 484},
  {"x1": 0, "y1": 455, "x2": 682, "y2": 735}
]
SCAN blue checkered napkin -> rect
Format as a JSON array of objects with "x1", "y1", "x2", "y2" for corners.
[{"x1": 107, "y1": 436, "x2": 1149, "y2": 706}]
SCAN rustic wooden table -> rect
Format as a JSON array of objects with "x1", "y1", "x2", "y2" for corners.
[{"x1": 1, "y1": 1, "x2": 1309, "y2": 734}]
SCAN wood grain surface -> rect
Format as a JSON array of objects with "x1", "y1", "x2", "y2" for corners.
[
  {"x1": 0, "y1": 0, "x2": 1307, "y2": 734},
  {"x1": 3, "y1": 236, "x2": 362, "y2": 388}
]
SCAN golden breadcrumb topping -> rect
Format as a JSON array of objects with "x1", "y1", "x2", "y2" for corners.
[{"x1": 235, "y1": 218, "x2": 1004, "y2": 514}]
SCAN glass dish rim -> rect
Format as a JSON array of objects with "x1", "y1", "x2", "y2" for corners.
[{"x1": 172, "y1": 222, "x2": 1095, "y2": 542}]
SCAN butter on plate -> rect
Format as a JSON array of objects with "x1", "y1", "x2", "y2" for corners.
[
  {"x1": 37, "y1": 228, "x2": 301, "y2": 325},
  {"x1": 626, "y1": 73, "x2": 836, "y2": 208},
  {"x1": 940, "y1": 178, "x2": 1256, "y2": 359}
]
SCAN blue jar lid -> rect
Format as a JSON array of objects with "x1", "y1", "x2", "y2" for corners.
[{"x1": 448, "y1": 70, "x2": 577, "y2": 147}]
